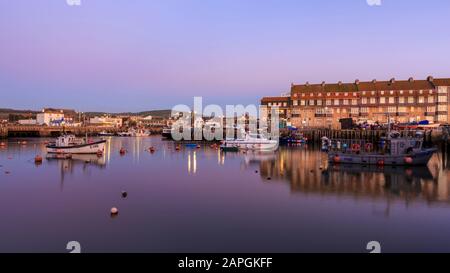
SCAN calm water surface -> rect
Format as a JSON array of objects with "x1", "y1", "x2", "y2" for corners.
[{"x1": 1, "y1": 136, "x2": 450, "y2": 253}]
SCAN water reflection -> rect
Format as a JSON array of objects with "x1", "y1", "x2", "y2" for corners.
[{"x1": 254, "y1": 146, "x2": 450, "y2": 205}]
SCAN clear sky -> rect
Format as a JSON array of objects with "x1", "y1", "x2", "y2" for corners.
[{"x1": 1, "y1": 0, "x2": 450, "y2": 112}]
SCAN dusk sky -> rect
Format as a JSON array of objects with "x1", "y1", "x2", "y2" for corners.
[{"x1": 1, "y1": 0, "x2": 450, "y2": 112}]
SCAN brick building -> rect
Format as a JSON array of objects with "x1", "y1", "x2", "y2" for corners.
[{"x1": 261, "y1": 77, "x2": 450, "y2": 129}]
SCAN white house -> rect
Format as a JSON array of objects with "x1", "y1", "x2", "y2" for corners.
[
  {"x1": 89, "y1": 116, "x2": 123, "y2": 127},
  {"x1": 36, "y1": 109, "x2": 65, "y2": 126}
]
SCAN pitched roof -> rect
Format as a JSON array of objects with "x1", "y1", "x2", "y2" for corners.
[
  {"x1": 357, "y1": 80, "x2": 434, "y2": 91},
  {"x1": 261, "y1": 96, "x2": 290, "y2": 102},
  {"x1": 434, "y1": 78, "x2": 450, "y2": 86},
  {"x1": 290, "y1": 78, "x2": 441, "y2": 93}
]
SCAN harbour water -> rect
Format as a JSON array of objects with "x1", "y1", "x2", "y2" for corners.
[{"x1": 1, "y1": 136, "x2": 450, "y2": 253}]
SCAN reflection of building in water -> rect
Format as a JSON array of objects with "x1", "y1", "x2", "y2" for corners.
[{"x1": 257, "y1": 148, "x2": 450, "y2": 204}]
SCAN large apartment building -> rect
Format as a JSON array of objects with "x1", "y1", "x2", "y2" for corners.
[{"x1": 261, "y1": 77, "x2": 450, "y2": 129}]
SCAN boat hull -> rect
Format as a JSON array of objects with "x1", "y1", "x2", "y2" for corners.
[
  {"x1": 46, "y1": 140, "x2": 106, "y2": 154},
  {"x1": 328, "y1": 148, "x2": 437, "y2": 166},
  {"x1": 223, "y1": 141, "x2": 278, "y2": 151}
]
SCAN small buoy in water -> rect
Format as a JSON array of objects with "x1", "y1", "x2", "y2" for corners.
[
  {"x1": 0, "y1": 142, "x2": 6, "y2": 147},
  {"x1": 121, "y1": 191, "x2": 128, "y2": 198},
  {"x1": 5, "y1": 171, "x2": 10, "y2": 174},
  {"x1": 175, "y1": 145, "x2": 181, "y2": 151},
  {"x1": 21, "y1": 141, "x2": 27, "y2": 145},
  {"x1": 404, "y1": 157, "x2": 413, "y2": 164},
  {"x1": 255, "y1": 170, "x2": 258, "y2": 173},
  {"x1": 34, "y1": 155, "x2": 43, "y2": 163},
  {"x1": 149, "y1": 147, "x2": 155, "y2": 153},
  {"x1": 110, "y1": 207, "x2": 119, "y2": 215},
  {"x1": 196, "y1": 144, "x2": 201, "y2": 149},
  {"x1": 119, "y1": 148, "x2": 126, "y2": 155}
]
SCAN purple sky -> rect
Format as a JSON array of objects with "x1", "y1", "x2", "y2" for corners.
[{"x1": 1, "y1": 0, "x2": 450, "y2": 112}]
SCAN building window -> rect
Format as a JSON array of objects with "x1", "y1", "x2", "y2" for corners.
[
  {"x1": 419, "y1": 90, "x2": 423, "y2": 94},
  {"x1": 438, "y1": 96, "x2": 448, "y2": 103},
  {"x1": 309, "y1": 100, "x2": 315, "y2": 106},
  {"x1": 370, "y1": 97, "x2": 376, "y2": 104},
  {"x1": 380, "y1": 97, "x2": 386, "y2": 104},
  {"x1": 352, "y1": 99, "x2": 357, "y2": 105},
  {"x1": 344, "y1": 92, "x2": 348, "y2": 96},
  {"x1": 438, "y1": 105, "x2": 448, "y2": 112},
  {"x1": 360, "y1": 107, "x2": 368, "y2": 113},
  {"x1": 398, "y1": 106, "x2": 406, "y2": 113},
  {"x1": 326, "y1": 100, "x2": 332, "y2": 106},
  {"x1": 351, "y1": 108, "x2": 359, "y2": 114},
  {"x1": 334, "y1": 99, "x2": 340, "y2": 106},
  {"x1": 353, "y1": 92, "x2": 357, "y2": 96},
  {"x1": 317, "y1": 100, "x2": 323, "y2": 106},
  {"x1": 390, "y1": 91, "x2": 394, "y2": 95},
  {"x1": 343, "y1": 99, "x2": 349, "y2": 105},
  {"x1": 361, "y1": 98, "x2": 367, "y2": 104},
  {"x1": 409, "y1": 90, "x2": 413, "y2": 94},
  {"x1": 438, "y1": 115, "x2": 448, "y2": 122},
  {"x1": 388, "y1": 107, "x2": 396, "y2": 113},
  {"x1": 300, "y1": 100, "x2": 306, "y2": 106},
  {"x1": 302, "y1": 93, "x2": 305, "y2": 97},
  {"x1": 371, "y1": 91, "x2": 376, "y2": 95},
  {"x1": 427, "y1": 106, "x2": 436, "y2": 113},
  {"x1": 318, "y1": 93, "x2": 322, "y2": 97},
  {"x1": 268, "y1": 103, "x2": 272, "y2": 106},
  {"x1": 418, "y1": 96, "x2": 425, "y2": 103},
  {"x1": 400, "y1": 90, "x2": 404, "y2": 94},
  {"x1": 293, "y1": 100, "x2": 298, "y2": 106},
  {"x1": 362, "y1": 91, "x2": 366, "y2": 95},
  {"x1": 327, "y1": 92, "x2": 331, "y2": 96},
  {"x1": 428, "y1": 97, "x2": 434, "y2": 103},
  {"x1": 381, "y1": 91, "x2": 385, "y2": 95},
  {"x1": 429, "y1": 90, "x2": 433, "y2": 94},
  {"x1": 408, "y1": 97, "x2": 415, "y2": 103},
  {"x1": 335, "y1": 92, "x2": 339, "y2": 96},
  {"x1": 399, "y1": 97, "x2": 405, "y2": 104},
  {"x1": 388, "y1": 97, "x2": 395, "y2": 104},
  {"x1": 283, "y1": 102, "x2": 287, "y2": 107}
]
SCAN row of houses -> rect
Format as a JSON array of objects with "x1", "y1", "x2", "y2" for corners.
[
  {"x1": 261, "y1": 76, "x2": 450, "y2": 129},
  {"x1": 16, "y1": 108, "x2": 171, "y2": 128}
]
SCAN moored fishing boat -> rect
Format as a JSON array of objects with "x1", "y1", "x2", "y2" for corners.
[
  {"x1": 46, "y1": 135, "x2": 106, "y2": 154},
  {"x1": 323, "y1": 130, "x2": 437, "y2": 166}
]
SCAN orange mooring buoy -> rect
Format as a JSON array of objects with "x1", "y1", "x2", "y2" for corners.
[
  {"x1": 34, "y1": 155, "x2": 43, "y2": 164},
  {"x1": 119, "y1": 148, "x2": 126, "y2": 155}
]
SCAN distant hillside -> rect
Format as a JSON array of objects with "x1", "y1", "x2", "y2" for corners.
[
  {"x1": 0, "y1": 108, "x2": 38, "y2": 114},
  {"x1": 84, "y1": 109, "x2": 173, "y2": 118},
  {"x1": 0, "y1": 108, "x2": 172, "y2": 118}
]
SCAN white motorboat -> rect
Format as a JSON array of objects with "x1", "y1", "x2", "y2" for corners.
[
  {"x1": 46, "y1": 135, "x2": 106, "y2": 154},
  {"x1": 222, "y1": 132, "x2": 278, "y2": 151},
  {"x1": 117, "y1": 129, "x2": 150, "y2": 137},
  {"x1": 98, "y1": 131, "x2": 114, "y2": 136},
  {"x1": 132, "y1": 129, "x2": 150, "y2": 137}
]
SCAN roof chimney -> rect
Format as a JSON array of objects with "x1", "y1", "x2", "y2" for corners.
[
  {"x1": 338, "y1": 81, "x2": 342, "y2": 86},
  {"x1": 291, "y1": 82, "x2": 294, "y2": 87},
  {"x1": 321, "y1": 81, "x2": 326, "y2": 87},
  {"x1": 390, "y1": 78, "x2": 395, "y2": 84},
  {"x1": 372, "y1": 79, "x2": 377, "y2": 84},
  {"x1": 355, "y1": 79, "x2": 360, "y2": 85},
  {"x1": 408, "y1": 77, "x2": 414, "y2": 82},
  {"x1": 427, "y1": 76, "x2": 434, "y2": 82},
  {"x1": 305, "y1": 81, "x2": 310, "y2": 87}
]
